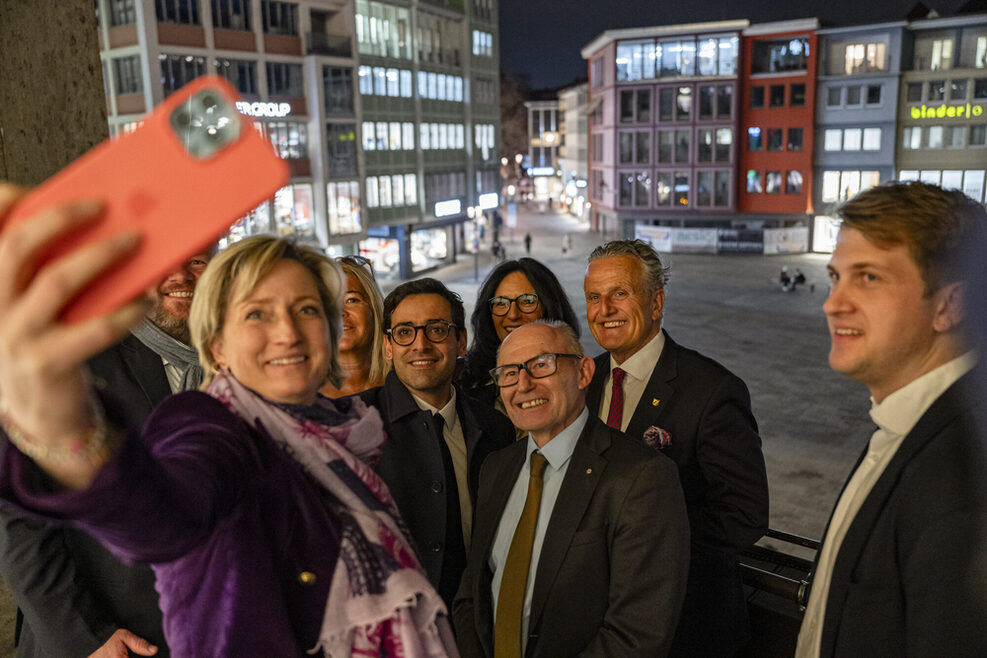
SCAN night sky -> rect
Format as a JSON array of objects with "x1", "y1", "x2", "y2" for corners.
[{"x1": 499, "y1": 0, "x2": 974, "y2": 89}]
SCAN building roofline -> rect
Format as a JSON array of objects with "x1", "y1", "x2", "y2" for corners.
[
  {"x1": 815, "y1": 20, "x2": 908, "y2": 35},
  {"x1": 909, "y1": 13, "x2": 987, "y2": 30},
  {"x1": 581, "y1": 19, "x2": 749, "y2": 58},
  {"x1": 743, "y1": 18, "x2": 820, "y2": 36}
]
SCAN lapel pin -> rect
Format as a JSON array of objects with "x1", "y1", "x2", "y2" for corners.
[
  {"x1": 586, "y1": 468, "x2": 592, "y2": 475},
  {"x1": 652, "y1": 398, "x2": 660, "y2": 406}
]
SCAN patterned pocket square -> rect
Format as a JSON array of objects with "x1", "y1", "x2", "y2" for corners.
[{"x1": 643, "y1": 425, "x2": 672, "y2": 449}]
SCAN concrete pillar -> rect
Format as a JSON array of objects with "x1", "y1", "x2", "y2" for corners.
[{"x1": 0, "y1": 0, "x2": 108, "y2": 186}]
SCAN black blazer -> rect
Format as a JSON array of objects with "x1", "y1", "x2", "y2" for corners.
[
  {"x1": 360, "y1": 371, "x2": 514, "y2": 608},
  {"x1": 0, "y1": 334, "x2": 170, "y2": 657},
  {"x1": 815, "y1": 374, "x2": 987, "y2": 656},
  {"x1": 453, "y1": 416, "x2": 691, "y2": 657},
  {"x1": 586, "y1": 330, "x2": 769, "y2": 656}
]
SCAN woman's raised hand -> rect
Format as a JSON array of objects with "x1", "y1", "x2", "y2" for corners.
[{"x1": 0, "y1": 184, "x2": 146, "y2": 488}]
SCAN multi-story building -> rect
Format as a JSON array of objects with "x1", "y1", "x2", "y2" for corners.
[
  {"x1": 582, "y1": 21, "x2": 747, "y2": 239},
  {"x1": 812, "y1": 21, "x2": 905, "y2": 250},
  {"x1": 897, "y1": 11, "x2": 987, "y2": 204},
  {"x1": 557, "y1": 81, "x2": 590, "y2": 219},
  {"x1": 96, "y1": 0, "x2": 500, "y2": 279},
  {"x1": 524, "y1": 96, "x2": 562, "y2": 205},
  {"x1": 739, "y1": 20, "x2": 818, "y2": 241}
]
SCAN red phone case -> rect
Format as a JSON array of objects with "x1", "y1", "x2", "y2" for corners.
[{"x1": 4, "y1": 76, "x2": 289, "y2": 323}]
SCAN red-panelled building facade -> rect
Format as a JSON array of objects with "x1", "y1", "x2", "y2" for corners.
[{"x1": 739, "y1": 20, "x2": 819, "y2": 222}]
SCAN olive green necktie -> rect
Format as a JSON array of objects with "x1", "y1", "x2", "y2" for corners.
[{"x1": 494, "y1": 451, "x2": 548, "y2": 658}]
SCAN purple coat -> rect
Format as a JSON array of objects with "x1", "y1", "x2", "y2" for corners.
[{"x1": 0, "y1": 391, "x2": 344, "y2": 656}]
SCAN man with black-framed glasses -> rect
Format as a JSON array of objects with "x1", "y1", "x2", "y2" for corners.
[
  {"x1": 454, "y1": 320, "x2": 689, "y2": 658},
  {"x1": 360, "y1": 278, "x2": 514, "y2": 611}
]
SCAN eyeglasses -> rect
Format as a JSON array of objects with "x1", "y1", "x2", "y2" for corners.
[
  {"x1": 489, "y1": 293, "x2": 539, "y2": 316},
  {"x1": 387, "y1": 320, "x2": 458, "y2": 346},
  {"x1": 490, "y1": 352, "x2": 580, "y2": 388}
]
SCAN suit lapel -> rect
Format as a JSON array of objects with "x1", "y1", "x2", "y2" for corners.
[
  {"x1": 527, "y1": 420, "x2": 609, "y2": 633},
  {"x1": 121, "y1": 334, "x2": 172, "y2": 404},
  {"x1": 624, "y1": 331, "x2": 677, "y2": 443},
  {"x1": 820, "y1": 377, "x2": 968, "y2": 655},
  {"x1": 586, "y1": 353, "x2": 609, "y2": 417},
  {"x1": 474, "y1": 442, "x2": 527, "y2": 657}
]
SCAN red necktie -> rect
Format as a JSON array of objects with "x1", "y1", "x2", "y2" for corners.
[{"x1": 606, "y1": 367, "x2": 626, "y2": 429}]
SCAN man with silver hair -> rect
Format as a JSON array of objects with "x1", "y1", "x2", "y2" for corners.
[{"x1": 584, "y1": 239, "x2": 769, "y2": 657}]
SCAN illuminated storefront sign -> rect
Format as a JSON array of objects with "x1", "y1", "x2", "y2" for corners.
[
  {"x1": 434, "y1": 199, "x2": 462, "y2": 217},
  {"x1": 236, "y1": 101, "x2": 292, "y2": 118},
  {"x1": 478, "y1": 192, "x2": 499, "y2": 210},
  {"x1": 909, "y1": 103, "x2": 984, "y2": 120}
]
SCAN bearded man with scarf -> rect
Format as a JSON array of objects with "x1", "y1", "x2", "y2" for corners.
[{"x1": 0, "y1": 252, "x2": 209, "y2": 658}]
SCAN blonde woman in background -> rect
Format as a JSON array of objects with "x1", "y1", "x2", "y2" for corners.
[{"x1": 320, "y1": 255, "x2": 389, "y2": 398}]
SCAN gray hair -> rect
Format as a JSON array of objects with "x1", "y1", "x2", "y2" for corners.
[
  {"x1": 588, "y1": 239, "x2": 670, "y2": 293},
  {"x1": 497, "y1": 319, "x2": 583, "y2": 359}
]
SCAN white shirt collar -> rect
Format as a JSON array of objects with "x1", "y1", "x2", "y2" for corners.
[
  {"x1": 413, "y1": 387, "x2": 458, "y2": 427},
  {"x1": 608, "y1": 329, "x2": 666, "y2": 382},
  {"x1": 526, "y1": 407, "x2": 589, "y2": 471},
  {"x1": 869, "y1": 351, "x2": 976, "y2": 440}
]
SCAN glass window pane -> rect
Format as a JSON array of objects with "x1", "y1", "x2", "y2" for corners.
[
  {"x1": 747, "y1": 169, "x2": 762, "y2": 194},
  {"x1": 767, "y1": 129, "x2": 783, "y2": 152},
  {"x1": 675, "y1": 129, "x2": 690, "y2": 162},
  {"x1": 751, "y1": 86, "x2": 765, "y2": 109},
  {"x1": 963, "y1": 170, "x2": 985, "y2": 202},
  {"x1": 659, "y1": 87, "x2": 674, "y2": 121},
  {"x1": 717, "y1": 85, "x2": 732, "y2": 118},
  {"x1": 674, "y1": 171, "x2": 689, "y2": 206},
  {"x1": 697, "y1": 129, "x2": 712, "y2": 162},
  {"x1": 824, "y1": 129, "x2": 842, "y2": 151},
  {"x1": 941, "y1": 170, "x2": 963, "y2": 190},
  {"x1": 786, "y1": 170, "x2": 803, "y2": 194},
  {"x1": 748, "y1": 127, "x2": 762, "y2": 151},
  {"x1": 843, "y1": 128, "x2": 862, "y2": 151},
  {"x1": 697, "y1": 171, "x2": 712, "y2": 205},
  {"x1": 699, "y1": 86, "x2": 714, "y2": 120},
  {"x1": 635, "y1": 131, "x2": 650, "y2": 163},
  {"x1": 766, "y1": 171, "x2": 782, "y2": 194},
  {"x1": 715, "y1": 128, "x2": 732, "y2": 162},
  {"x1": 656, "y1": 171, "x2": 672, "y2": 205}
]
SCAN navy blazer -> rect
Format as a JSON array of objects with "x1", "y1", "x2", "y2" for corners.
[
  {"x1": 0, "y1": 334, "x2": 169, "y2": 656},
  {"x1": 453, "y1": 416, "x2": 691, "y2": 657},
  {"x1": 815, "y1": 374, "x2": 987, "y2": 656},
  {"x1": 586, "y1": 330, "x2": 769, "y2": 656},
  {"x1": 360, "y1": 371, "x2": 514, "y2": 608}
]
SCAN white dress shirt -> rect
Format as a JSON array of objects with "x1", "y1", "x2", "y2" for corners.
[
  {"x1": 597, "y1": 330, "x2": 666, "y2": 432},
  {"x1": 412, "y1": 389, "x2": 472, "y2": 549},
  {"x1": 489, "y1": 407, "x2": 589, "y2": 652},
  {"x1": 796, "y1": 351, "x2": 976, "y2": 657}
]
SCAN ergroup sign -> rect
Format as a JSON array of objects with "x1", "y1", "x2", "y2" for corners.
[{"x1": 909, "y1": 103, "x2": 985, "y2": 120}]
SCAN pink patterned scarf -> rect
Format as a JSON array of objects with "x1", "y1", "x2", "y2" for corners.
[{"x1": 206, "y1": 372, "x2": 458, "y2": 657}]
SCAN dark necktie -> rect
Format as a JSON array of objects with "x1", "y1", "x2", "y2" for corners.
[
  {"x1": 606, "y1": 367, "x2": 627, "y2": 430},
  {"x1": 432, "y1": 412, "x2": 466, "y2": 609},
  {"x1": 494, "y1": 451, "x2": 549, "y2": 658}
]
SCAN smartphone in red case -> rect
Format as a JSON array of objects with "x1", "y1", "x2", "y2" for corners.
[{"x1": 4, "y1": 75, "x2": 289, "y2": 323}]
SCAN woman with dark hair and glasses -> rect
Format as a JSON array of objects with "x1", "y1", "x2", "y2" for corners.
[
  {"x1": 461, "y1": 258, "x2": 580, "y2": 409},
  {"x1": 320, "y1": 255, "x2": 389, "y2": 397}
]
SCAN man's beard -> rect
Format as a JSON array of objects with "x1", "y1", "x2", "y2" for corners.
[{"x1": 148, "y1": 304, "x2": 192, "y2": 345}]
